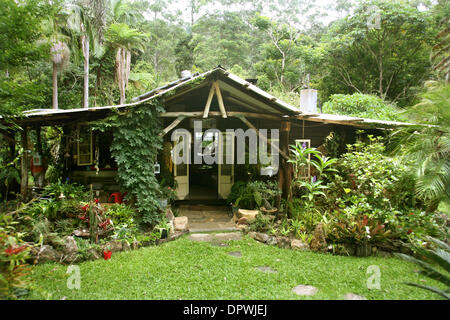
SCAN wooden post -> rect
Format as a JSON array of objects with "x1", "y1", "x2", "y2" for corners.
[
  {"x1": 203, "y1": 82, "x2": 215, "y2": 118},
  {"x1": 20, "y1": 127, "x2": 29, "y2": 200},
  {"x1": 89, "y1": 184, "x2": 97, "y2": 243},
  {"x1": 278, "y1": 120, "x2": 292, "y2": 214}
]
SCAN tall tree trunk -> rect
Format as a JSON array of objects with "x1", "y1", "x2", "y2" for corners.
[
  {"x1": 52, "y1": 62, "x2": 58, "y2": 110},
  {"x1": 20, "y1": 127, "x2": 29, "y2": 200},
  {"x1": 82, "y1": 34, "x2": 90, "y2": 108}
]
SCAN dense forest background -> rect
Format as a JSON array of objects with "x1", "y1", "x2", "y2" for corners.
[{"x1": 0, "y1": 0, "x2": 448, "y2": 118}]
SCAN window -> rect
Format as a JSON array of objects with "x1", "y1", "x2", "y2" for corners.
[
  {"x1": 77, "y1": 124, "x2": 93, "y2": 166},
  {"x1": 294, "y1": 139, "x2": 311, "y2": 180}
]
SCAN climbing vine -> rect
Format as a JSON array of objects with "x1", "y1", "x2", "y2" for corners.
[{"x1": 95, "y1": 100, "x2": 165, "y2": 226}]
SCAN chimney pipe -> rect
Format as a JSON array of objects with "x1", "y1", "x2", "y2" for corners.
[
  {"x1": 300, "y1": 89, "x2": 318, "y2": 114},
  {"x1": 181, "y1": 70, "x2": 192, "y2": 78}
]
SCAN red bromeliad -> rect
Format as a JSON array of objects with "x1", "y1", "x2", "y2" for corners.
[
  {"x1": 4, "y1": 245, "x2": 27, "y2": 256},
  {"x1": 98, "y1": 219, "x2": 112, "y2": 230},
  {"x1": 103, "y1": 250, "x2": 112, "y2": 260}
]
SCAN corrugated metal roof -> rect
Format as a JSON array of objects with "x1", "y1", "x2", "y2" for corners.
[{"x1": 1, "y1": 66, "x2": 416, "y2": 129}]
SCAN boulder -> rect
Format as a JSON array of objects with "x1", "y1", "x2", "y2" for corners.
[
  {"x1": 291, "y1": 239, "x2": 309, "y2": 251},
  {"x1": 310, "y1": 223, "x2": 327, "y2": 252},
  {"x1": 237, "y1": 209, "x2": 259, "y2": 222},
  {"x1": 165, "y1": 208, "x2": 175, "y2": 222},
  {"x1": 32, "y1": 245, "x2": 62, "y2": 264},
  {"x1": 63, "y1": 236, "x2": 78, "y2": 255},
  {"x1": 102, "y1": 240, "x2": 123, "y2": 253},
  {"x1": 237, "y1": 217, "x2": 249, "y2": 225},
  {"x1": 122, "y1": 241, "x2": 131, "y2": 251},
  {"x1": 174, "y1": 216, "x2": 189, "y2": 232},
  {"x1": 266, "y1": 236, "x2": 278, "y2": 246},
  {"x1": 236, "y1": 224, "x2": 248, "y2": 232},
  {"x1": 276, "y1": 236, "x2": 291, "y2": 249},
  {"x1": 254, "y1": 232, "x2": 269, "y2": 243},
  {"x1": 248, "y1": 232, "x2": 257, "y2": 240}
]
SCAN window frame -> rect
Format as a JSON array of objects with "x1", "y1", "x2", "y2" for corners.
[
  {"x1": 294, "y1": 139, "x2": 311, "y2": 180},
  {"x1": 77, "y1": 124, "x2": 94, "y2": 166}
]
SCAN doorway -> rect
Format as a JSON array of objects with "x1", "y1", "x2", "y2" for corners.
[{"x1": 173, "y1": 128, "x2": 234, "y2": 200}]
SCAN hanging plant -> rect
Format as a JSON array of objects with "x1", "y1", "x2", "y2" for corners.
[{"x1": 94, "y1": 100, "x2": 165, "y2": 226}]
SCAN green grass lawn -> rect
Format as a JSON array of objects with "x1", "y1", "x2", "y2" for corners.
[{"x1": 25, "y1": 235, "x2": 445, "y2": 300}]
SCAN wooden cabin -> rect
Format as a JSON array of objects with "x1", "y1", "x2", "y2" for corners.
[{"x1": 1, "y1": 67, "x2": 410, "y2": 203}]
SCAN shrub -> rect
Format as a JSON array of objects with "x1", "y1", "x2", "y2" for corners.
[
  {"x1": 322, "y1": 93, "x2": 403, "y2": 121},
  {"x1": 105, "y1": 204, "x2": 137, "y2": 228},
  {"x1": 0, "y1": 215, "x2": 31, "y2": 299},
  {"x1": 248, "y1": 214, "x2": 272, "y2": 233},
  {"x1": 328, "y1": 135, "x2": 420, "y2": 212},
  {"x1": 42, "y1": 181, "x2": 89, "y2": 201},
  {"x1": 228, "y1": 180, "x2": 281, "y2": 210}
]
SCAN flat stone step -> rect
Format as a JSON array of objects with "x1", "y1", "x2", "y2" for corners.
[
  {"x1": 227, "y1": 251, "x2": 242, "y2": 257},
  {"x1": 292, "y1": 285, "x2": 318, "y2": 296},
  {"x1": 188, "y1": 232, "x2": 242, "y2": 242},
  {"x1": 255, "y1": 266, "x2": 277, "y2": 273},
  {"x1": 343, "y1": 293, "x2": 366, "y2": 300}
]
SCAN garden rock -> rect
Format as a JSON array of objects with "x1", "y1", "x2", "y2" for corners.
[
  {"x1": 266, "y1": 236, "x2": 278, "y2": 246},
  {"x1": 32, "y1": 245, "x2": 62, "y2": 264},
  {"x1": 344, "y1": 293, "x2": 366, "y2": 300},
  {"x1": 276, "y1": 236, "x2": 291, "y2": 249},
  {"x1": 174, "y1": 216, "x2": 189, "y2": 232},
  {"x1": 238, "y1": 209, "x2": 259, "y2": 222},
  {"x1": 291, "y1": 239, "x2": 309, "y2": 251},
  {"x1": 248, "y1": 232, "x2": 257, "y2": 240},
  {"x1": 377, "y1": 250, "x2": 392, "y2": 258},
  {"x1": 238, "y1": 217, "x2": 249, "y2": 225},
  {"x1": 122, "y1": 241, "x2": 131, "y2": 251},
  {"x1": 215, "y1": 233, "x2": 242, "y2": 241},
  {"x1": 189, "y1": 234, "x2": 213, "y2": 242},
  {"x1": 103, "y1": 240, "x2": 123, "y2": 253},
  {"x1": 63, "y1": 236, "x2": 78, "y2": 255},
  {"x1": 168, "y1": 221, "x2": 175, "y2": 234},
  {"x1": 254, "y1": 232, "x2": 269, "y2": 243},
  {"x1": 236, "y1": 224, "x2": 248, "y2": 231},
  {"x1": 292, "y1": 285, "x2": 318, "y2": 296},
  {"x1": 165, "y1": 208, "x2": 175, "y2": 222},
  {"x1": 310, "y1": 223, "x2": 327, "y2": 252},
  {"x1": 87, "y1": 248, "x2": 101, "y2": 261}
]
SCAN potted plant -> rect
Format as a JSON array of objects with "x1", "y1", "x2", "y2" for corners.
[{"x1": 155, "y1": 219, "x2": 171, "y2": 239}]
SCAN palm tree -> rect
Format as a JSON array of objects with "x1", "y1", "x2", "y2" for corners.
[
  {"x1": 105, "y1": 23, "x2": 147, "y2": 104},
  {"x1": 391, "y1": 81, "x2": 450, "y2": 210},
  {"x1": 50, "y1": 39, "x2": 70, "y2": 110},
  {"x1": 66, "y1": 0, "x2": 107, "y2": 108}
]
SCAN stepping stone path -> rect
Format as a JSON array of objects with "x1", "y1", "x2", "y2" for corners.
[
  {"x1": 255, "y1": 266, "x2": 277, "y2": 273},
  {"x1": 227, "y1": 251, "x2": 242, "y2": 257},
  {"x1": 344, "y1": 293, "x2": 366, "y2": 300},
  {"x1": 292, "y1": 285, "x2": 318, "y2": 296},
  {"x1": 214, "y1": 233, "x2": 242, "y2": 241},
  {"x1": 189, "y1": 234, "x2": 213, "y2": 242},
  {"x1": 188, "y1": 233, "x2": 242, "y2": 242},
  {"x1": 211, "y1": 242, "x2": 230, "y2": 247}
]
